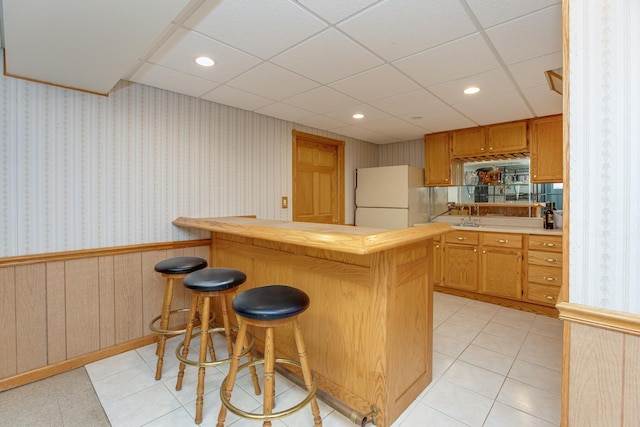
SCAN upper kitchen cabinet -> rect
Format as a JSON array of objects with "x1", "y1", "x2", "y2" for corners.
[
  {"x1": 451, "y1": 120, "x2": 528, "y2": 159},
  {"x1": 424, "y1": 132, "x2": 461, "y2": 186},
  {"x1": 530, "y1": 115, "x2": 563, "y2": 183}
]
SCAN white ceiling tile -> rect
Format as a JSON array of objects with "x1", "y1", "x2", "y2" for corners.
[
  {"x1": 271, "y1": 29, "x2": 383, "y2": 84},
  {"x1": 324, "y1": 104, "x2": 392, "y2": 124},
  {"x1": 427, "y1": 67, "x2": 517, "y2": 105},
  {"x1": 394, "y1": 33, "x2": 500, "y2": 87},
  {"x1": 254, "y1": 102, "x2": 316, "y2": 122},
  {"x1": 486, "y1": 5, "x2": 562, "y2": 65},
  {"x1": 130, "y1": 63, "x2": 219, "y2": 97},
  {"x1": 200, "y1": 85, "x2": 273, "y2": 111},
  {"x1": 405, "y1": 106, "x2": 477, "y2": 133},
  {"x1": 465, "y1": 0, "x2": 560, "y2": 28},
  {"x1": 338, "y1": 0, "x2": 477, "y2": 61},
  {"x1": 297, "y1": 0, "x2": 379, "y2": 24},
  {"x1": 225, "y1": 62, "x2": 320, "y2": 101},
  {"x1": 509, "y1": 51, "x2": 562, "y2": 90},
  {"x1": 184, "y1": 0, "x2": 327, "y2": 59},
  {"x1": 522, "y1": 85, "x2": 563, "y2": 117},
  {"x1": 364, "y1": 118, "x2": 428, "y2": 140},
  {"x1": 148, "y1": 28, "x2": 262, "y2": 83},
  {"x1": 370, "y1": 89, "x2": 445, "y2": 116},
  {"x1": 329, "y1": 65, "x2": 420, "y2": 102},
  {"x1": 283, "y1": 86, "x2": 361, "y2": 114},
  {"x1": 331, "y1": 125, "x2": 398, "y2": 144},
  {"x1": 453, "y1": 91, "x2": 532, "y2": 125},
  {"x1": 295, "y1": 115, "x2": 351, "y2": 130}
]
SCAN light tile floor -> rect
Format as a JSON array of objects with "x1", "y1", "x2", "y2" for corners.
[{"x1": 86, "y1": 292, "x2": 562, "y2": 427}]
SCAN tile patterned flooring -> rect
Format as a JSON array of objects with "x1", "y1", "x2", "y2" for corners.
[{"x1": 86, "y1": 292, "x2": 562, "y2": 426}]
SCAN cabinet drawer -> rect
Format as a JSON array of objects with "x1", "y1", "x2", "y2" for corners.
[
  {"x1": 529, "y1": 235, "x2": 562, "y2": 252},
  {"x1": 528, "y1": 265, "x2": 562, "y2": 286},
  {"x1": 481, "y1": 232, "x2": 522, "y2": 248},
  {"x1": 527, "y1": 283, "x2": 560, "y2": 306},
  {"x1": 445, "y1": 231, "x2": 479, "y2": 245},
  {"x1": 529, "y1": 250, "x2": 563, "y2": 267}
]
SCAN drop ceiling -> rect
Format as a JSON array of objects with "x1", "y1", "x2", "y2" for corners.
[{"x1": 0, "y1": 0, "x2": 562, "y2": 144}]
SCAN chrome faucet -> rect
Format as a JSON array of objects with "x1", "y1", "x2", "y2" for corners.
[{"x1": 460, "y1": 204, "x2": 479, "y2": 227}]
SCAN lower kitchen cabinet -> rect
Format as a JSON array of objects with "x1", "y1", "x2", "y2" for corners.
[
  {"x1": 480, "y1": 233, "x2": 523, "y2": 299},
  {"x1": 443, "y1": 231, "x2": 479, "y2": 291},
  {"x1": 437, "y1": 230, "x2": 562, "y2": 315}
]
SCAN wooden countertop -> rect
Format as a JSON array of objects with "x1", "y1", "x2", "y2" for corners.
[{"x1": 173, "y1": 216, "x2": 451, "y2": 255}]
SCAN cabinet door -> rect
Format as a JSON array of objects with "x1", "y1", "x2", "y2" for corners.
[
  {"x1": 480, "y1": 247, "x2": 522, "y2": 299},
  {"x1": 443, "y1": 243, "x2": 478, "y2": 291},
  {"x1": 451, "y1": 127, "x2": 486, "y2": 158},
  {"x1": 530, "y1": 115, "x2": 563, "y2": 182},
  {"x1": 424, "y1": 132, "x2": 452, "y2": 186},
  {"x1": 433, "y1": 238, "x2": 442, "y2": 285},
  {"x1": 486, "y1": 121, "x2": 528, "y2": 154}
]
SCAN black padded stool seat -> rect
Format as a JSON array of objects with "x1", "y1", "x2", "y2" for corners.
[
  {"x1": 183, "y1": 267, "x2": 246, "y2": 291},
  {"x1": 217, "y1": 285, "x2": 322, "y2": 427},
  {"x1": 154, "y1": 256, "x2": 208, "y2": 275},
  {"x1": 150, "y1": 256, "x2": 208, "y2": 381},
  {"x1": 176, "y1": 267, "x2": 261, "y2": 424},
  {"x1": 232, "y1": 285, "x2": 309, "y2": 320}
]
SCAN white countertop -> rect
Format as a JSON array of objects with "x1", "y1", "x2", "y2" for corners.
[{"x1": 415, "y1": 216, "x2": 563, "y2": 236}]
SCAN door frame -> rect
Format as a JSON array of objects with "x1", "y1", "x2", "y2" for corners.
[{"x1": 292, "y1": 130, "x2": 345, "y2": 224}]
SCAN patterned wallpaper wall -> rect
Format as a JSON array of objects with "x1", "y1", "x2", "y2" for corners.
[
  {"x1": 569, "y1": 0, "x2": 640, "y2": 314},
  {"x1": 0, "y1": 53, "x2": 385, "y2": 257}
]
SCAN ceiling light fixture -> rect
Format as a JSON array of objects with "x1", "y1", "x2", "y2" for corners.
[
  {"x1": 353, "y1": 113, "x2": 364, "y2": 119},
  {"x1": 195, "y1": 56, "x2": 215, "y2": 67},
  {"x1": 463, "y1": 86, "x2": 480, "y2": 95}
]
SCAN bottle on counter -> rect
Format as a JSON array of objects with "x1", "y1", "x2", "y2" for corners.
[{"x1": 544, "y1": 203, "x2": 554, "y2": 229}]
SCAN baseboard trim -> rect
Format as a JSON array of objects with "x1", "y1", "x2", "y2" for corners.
[
  {"x1": 556, "y1": 301, "x2": 640, "y2": 337},
  {"x1": 0, "y1": 335, "x2": 159, "y2": 392}
]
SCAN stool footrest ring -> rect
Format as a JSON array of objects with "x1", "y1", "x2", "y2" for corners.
[
  {"x1": 220, "y1": 358, "x2": 318, "y2": 422},
  {"x1": 149, "y1": 308, "x2": 191, "y2": 335},
  {"x1": 175, "y1": 326, "x2": 254, "y2": 368}
]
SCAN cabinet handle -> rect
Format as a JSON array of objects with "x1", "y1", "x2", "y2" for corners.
[
  {"x1": 544, "y1": 276, "x2": 558, "y2": 281},
  {"x1": 457, "y1": 237, "x2": 466, "y2": 241},
  {"x1": 435, "y1": 244, "x2": 440, "y2": 249},
  {"x1": 445, "y1": 178, "x2": 449, "y2": 182},
  {"x1": 543, "y1": 242, "x2": 557, "y2": 247},
  {"x1": 473, "y1": 248, "x2": 477, "y2": 253},
  {"x1": 545, "y1": 257, "x2": 559, "y2": 263},
  {"x1": 489, "y1": 147, "x2": 493, "y2": 150},
  {"x1": 482, "y1": 250, "x2": 486, "y2": 254},
  {"x1": 480, "y1": 147, "x2": 485, "y2": 151},
  {"x1": 545, "y1": 295, "x2": 555, "y2": 300},
  {"x1": 497, "y1": 239, "x2": 508, "y2": 243}
]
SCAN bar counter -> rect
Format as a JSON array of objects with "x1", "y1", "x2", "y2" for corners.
[{"x1": 173, "y1": 216, "x2": 450, "y2": 426}]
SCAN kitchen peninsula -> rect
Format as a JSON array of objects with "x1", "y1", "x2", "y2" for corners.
[{"x1": 172, "y1": 216, "x2": 450, "y2": 427}]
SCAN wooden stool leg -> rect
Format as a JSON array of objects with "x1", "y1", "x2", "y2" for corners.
[
  {"x1": 195, "y1": 295, "x2": 211, "y2": 425},
  {"x1": 263, "y1": 327, "x2": 275, "y2": 427},
  {"x1": 176, "y1": 293, "x2": 199, "y2": 391},
  {"x1": 217, "y1": 320, "x2": 249, "y2": 427},
  {"x1": 294, "y1": 320, "x2": 322, "y2": 426},
  {"x1": 155, "y1": 277, "x2": 175, "y2": 380},
  {"x1": 220, "y1": 294, "x2": 234, "y2": 356}
]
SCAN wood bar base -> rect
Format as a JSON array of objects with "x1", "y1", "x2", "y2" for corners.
[{"x1": 173, "y1": 217, "x2": 450, "y2": 427}]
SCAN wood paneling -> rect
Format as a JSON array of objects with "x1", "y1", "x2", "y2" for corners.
[
  {"x1": 0, "y1": 241, "x2": 211, "y2": 389},
  {"x1": 624, "y1": 334, "x2": 640, "y2": 426}
]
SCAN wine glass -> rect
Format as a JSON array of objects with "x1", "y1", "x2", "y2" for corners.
[{"x1": 464, "y1": 171, "x2": 479, "y2": 201}]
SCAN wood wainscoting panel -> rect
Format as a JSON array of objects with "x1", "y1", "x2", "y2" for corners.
[
  {"x1": 0, "y1": 267, "x2": 17, "y2": 378},
  {"x1": 16, "y1": 264, "x2": 48, "y2": 373},
  {"x1": 114, "y1": 253, "x2": 144, "y2": 344},
  {"x1": 569, "y1": 322, "x2": 624, "y2": 425},
  {"x1": 65, "y1": 258, "x2": 101, "y2": 358},
  {"x1": 46, "y1": 261, "x2": 67, "y2": 363},
  {"x1": 624, "y1": 334, "x2": 640, "y2": 426},
  {"x1": 98, "y1": 256, "x2": 116, "y2": 348}
]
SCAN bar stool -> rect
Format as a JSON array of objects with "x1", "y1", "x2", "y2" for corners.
[
  {"x1": 217, "y1": 285, "x2": 322, "y2": 427},
  {"x1": 150, "y1": 256, "x2": 208, "y2": 380},
  {"x1": 176, "y1": 268, "x2": 261, "y2": 424}
]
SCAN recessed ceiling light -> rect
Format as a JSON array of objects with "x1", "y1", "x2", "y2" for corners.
[
  {"x1": 464, "y1": 86, "x2": 480, "y2": 95},
  {"x1": 353, "y1": 113, "x2": 364, "y2": 119},
  {"x1": 195, "y1": 56, "x2": 215, "y2": 67}
]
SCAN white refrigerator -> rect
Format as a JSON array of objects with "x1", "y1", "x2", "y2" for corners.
[{"x1": 355, "y1": 165, "x2": 428, "y2": 229}]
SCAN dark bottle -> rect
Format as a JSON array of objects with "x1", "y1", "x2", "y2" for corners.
[{"x1": 544, "y1": 203, "x2": 554, "y2": 229}]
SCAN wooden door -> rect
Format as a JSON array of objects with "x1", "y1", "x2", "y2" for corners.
[
  {"x1": 486, "y1": 120, "x2": 528, "y2": 154},
  {"x1": 451, "y1": 127, "x2": 486, "y2": 158},
  {"x1": 424, "y1": 132, "x2": 452, "y2": 186},
  {"x1": 292, "y1": 131, "x2": 345, "y2": 224},
  {"x1": 530, "y1": 115, "x2": 563, "y2": 182},
  {"x1": 443, "y1": 243, "x2": 478, "y2": 291},
  {"x1": 480, "y1": 247, "x2": 522, "y2": 299}
]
